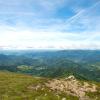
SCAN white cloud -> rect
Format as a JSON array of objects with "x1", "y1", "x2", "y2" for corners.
[{"x1": 0, "y1": 24, "x2": 100, "y2": 50}]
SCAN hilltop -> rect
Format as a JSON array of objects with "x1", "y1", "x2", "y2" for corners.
[{"x1": 0, "y1": 71, "x2": 100, "y2": 100}]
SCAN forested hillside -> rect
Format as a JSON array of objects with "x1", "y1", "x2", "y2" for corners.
[{"x1": 0, "y1": 50, "x2": 100, "y2": 81}]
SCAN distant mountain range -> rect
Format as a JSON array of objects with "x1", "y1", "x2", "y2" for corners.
[{"x1": 0, "y1": 50, "x2": 100, "y2": 81}]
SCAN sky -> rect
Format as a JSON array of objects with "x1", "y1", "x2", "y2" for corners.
[{"x1": 0, "y1": 0, "x2": 100, "y2": 50}]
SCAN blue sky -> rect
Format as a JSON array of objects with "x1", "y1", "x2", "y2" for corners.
[{"x1": 0, "y1": 0, "x2": 100, "y2": 49}]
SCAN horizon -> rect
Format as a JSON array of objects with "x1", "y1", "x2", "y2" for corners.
[
  {"x1": 0, "y1": 0, "x2": 100, "y2": 49},
  {"x1": 1, "y1": 49, "x2": 100, "y2": 51}
]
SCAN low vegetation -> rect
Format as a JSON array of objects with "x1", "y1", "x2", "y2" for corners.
[
  {"x1": 0, "y1": 71, "x2": 78, "y2": 100},
  {"x1": 0, "y1": 71, "x2": 99, "y2": 100}
]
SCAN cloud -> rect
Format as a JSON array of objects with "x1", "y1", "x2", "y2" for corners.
[
  {"x1": 0, "y1": 0, "x2": 100, "y2": 49},
  {"x1": 64, "y1": 0, "x2": 100, "y2": 33},
  {"x1": 0, "y1": 23, "x2": 100, "y2": 49}
]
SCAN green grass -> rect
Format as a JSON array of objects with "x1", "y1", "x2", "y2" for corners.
[
  {"x1": 86, "y1": 91, "x2": 100, "y2": 100},
  {"x1": 0, "y1": 71, "x2": 79, "y2": 100}
]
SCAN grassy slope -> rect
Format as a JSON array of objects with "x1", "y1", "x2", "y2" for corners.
[{"x1": 0, "y1": 71, "x2": 78, "y2": 100}]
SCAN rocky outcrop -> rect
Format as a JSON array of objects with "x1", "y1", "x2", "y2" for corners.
[
  {"x1": 45, "y1": 75, "x2": 97, "y2": 100},
  {"x1": 28, "y1": 75, "x2": 98, "y2": 100}
]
